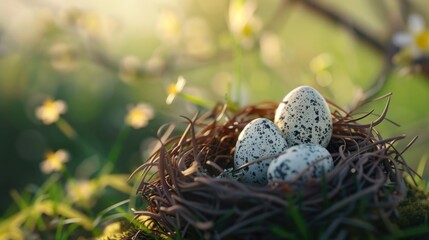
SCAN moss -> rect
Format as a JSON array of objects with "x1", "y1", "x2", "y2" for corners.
[
  {"x1": 96, "y1": 219, "x2": 168, "y2": 240},
  {"x1": 97, "y1": 221, "x2": 144, "y2": 240},
  {"x1": 396, "y1": 187, "x2": 429, "y2": 228}
]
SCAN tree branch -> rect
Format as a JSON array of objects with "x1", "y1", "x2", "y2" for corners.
[{"x1": 293, "y1": 0, "x2": 387, "y2": 54}]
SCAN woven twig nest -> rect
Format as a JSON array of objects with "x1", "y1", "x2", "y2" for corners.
[{"x1": 132, "y1": 94, "x2": 414, "y2": 239}]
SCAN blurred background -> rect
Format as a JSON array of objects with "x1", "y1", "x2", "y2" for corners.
[{"x1": 1, "y1": 0, "x2": 429, "y2": 217}]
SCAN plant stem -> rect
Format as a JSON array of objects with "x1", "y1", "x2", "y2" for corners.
[
  {"x1": 98, "y1": 126, "x2": 130, "y2": 177},
  {"x1": 180, "y1": 92, "x2": 213, "y2": 109},
  {"x1": 234, "y1": 40, "x2": 243, "y2": 106},
  {"x1": 56, "y1": 118, "x2": 77, "y2": 139}
]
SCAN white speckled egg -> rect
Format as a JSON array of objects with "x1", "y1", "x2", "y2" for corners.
[
  {"x1": 274, "y1": 86, "x2": 332, "y2": 147},
  {"x1": 234, "y1": 118, "x2": 288, "y2": 185},
  {"x1": 267, "y1": 144, "x2": 333, "y2": 185}
]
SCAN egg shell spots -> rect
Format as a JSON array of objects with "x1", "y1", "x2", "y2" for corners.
[
  {"x1": 274, "y1": 86, "x2": 332, "y2": 147},
  {"x1": 267, "y1": 144, "x2": 333, "y2": 185},
  {"x1": 234, "y1": 118, "x2": 288, "y2": 185}
]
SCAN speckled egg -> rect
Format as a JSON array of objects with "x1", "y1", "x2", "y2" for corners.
[
  {"x1": 274, "y1": 86, "x2": 332, "y2": 147},
  {"x1": 234, "y1": 118, "x2": 288, "y2": 185},
  {"x1": 267, "y1": 144, "x2": 333, "y2": 185}
]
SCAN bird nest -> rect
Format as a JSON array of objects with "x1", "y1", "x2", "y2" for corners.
[{"x1": 130, "y1": 94, "x2": 415, "y2": 239}]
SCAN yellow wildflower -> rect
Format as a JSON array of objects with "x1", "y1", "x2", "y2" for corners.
[
  {"x1": 59, "y1": 8, "x2": 119, "y2": 38},
  {"x1": 157, "y1": 9, "x2": 182, "y2": 44},
  {"x1": 40, "y1": 149, "x2": 69, "y2": 174},
  {"x1": 393, "y1": 13, "x2": 429, "y2": 59},
  {"x1": 228, "y1": 0, "x2": 262, "y2": 48},
  {"x1": 166, "y1": 76, "x2": 186, "y2": 105},
  {"x1": 76, "y1": 11, "x2": 102, "y2": 36},
  {"x1": 125, "y1": 103, "x2": 154, "y2": 129},
  {"x1": 35, "y1": 99, "x2": 67, "y2": 125}
]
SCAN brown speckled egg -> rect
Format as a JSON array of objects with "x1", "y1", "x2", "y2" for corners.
[
  {"x1": 274, "y1": 86, "x2": 332, "y2": 147},
  {"x1": 267, "y1": 143, "x2": 333, "y2": 185},
  {"x1": 234, "y1": 118, "x2": 288, "y2": 185}
]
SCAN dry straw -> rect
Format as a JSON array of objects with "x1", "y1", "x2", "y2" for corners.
[{"x1": 130, "y1": 93, "x2": 416, "y2": 239}]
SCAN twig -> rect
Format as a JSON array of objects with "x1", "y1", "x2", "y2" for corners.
[{"x1": 292, "y1": 0, "x2": 387, "y2": 53}]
